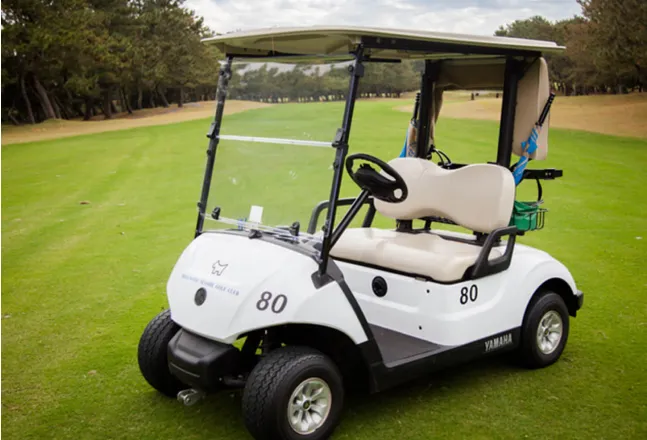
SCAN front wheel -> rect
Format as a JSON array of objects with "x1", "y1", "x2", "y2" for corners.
[
  {"x1": 519, "y1": 291, "x2": 570, "y2": 368},
  {"x1": 242, "y1": 346, "x2": 344, "y2": 440},
  {"x1": 137, "y1": 309, "x2": 185, "y2": 397}
]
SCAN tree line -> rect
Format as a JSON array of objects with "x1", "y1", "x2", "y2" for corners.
[
  {"x1": 2, "y1": 0, "x2": 645, "y2": 125},
  {"x1": 495, "y1": 0, "x2": 646, "y2": 95},
  {"x1": 1, "y1": 0, "x2": 220, "y2": 124},
  {"x1": 227, "y1": 62, "x2": 421, "y2": 103}
]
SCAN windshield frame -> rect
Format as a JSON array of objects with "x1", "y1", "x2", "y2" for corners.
[{"x1": 194, "y1": 46, "x2": 367, "y2": 276}]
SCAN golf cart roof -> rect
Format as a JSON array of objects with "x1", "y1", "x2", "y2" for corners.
[{"x1": 202, "y1": 25, "x2": 565, "y2": 62}]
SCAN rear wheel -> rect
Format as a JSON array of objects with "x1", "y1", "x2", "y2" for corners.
[
  {"x1": 519, "y1": 291, "x2": 570, "y2": 368},
  {"x1": 137, "y1": 309, "x2": 185, "y2": 397},
  {"x1": 242, "y1": 346, "x2": 344, "y2": 440}
]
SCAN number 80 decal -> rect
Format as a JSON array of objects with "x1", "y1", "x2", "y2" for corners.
[
  {"x1": 460, "y1": 284, "x2": 478, "y2": 305},
  {"x1": 256, "y1": 291, "x2": 288, "y2": 314}
]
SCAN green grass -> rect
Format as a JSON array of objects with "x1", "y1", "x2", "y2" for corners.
[{"x1": 2, "y1": 100, "x2": 647, "y2": 439}]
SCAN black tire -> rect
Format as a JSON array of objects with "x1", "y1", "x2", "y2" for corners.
[
  {"x1": 519, "y1": 291, "x2": 570, "y2": 369},
  {"x1": 242, "y1": 346, "x2": 344, "y2": 440},
  {"x1": 137, "y1": 309, "x2": 185, "y2": 397}
]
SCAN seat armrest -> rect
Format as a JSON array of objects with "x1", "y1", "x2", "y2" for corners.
[{"x1": 465, "y1": 226, "x2": 518, "y2": 280}]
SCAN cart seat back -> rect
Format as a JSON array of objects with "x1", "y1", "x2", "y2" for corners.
[{"x1": 374, "y1": 158, "x2": 515, "y2": 234}]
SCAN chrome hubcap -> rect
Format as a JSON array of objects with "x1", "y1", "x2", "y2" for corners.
[
  {"x1": 536, "y1": 310, "x2": 563, "y2": 354},
  {"x1": 287, "y1": 378, "x2": 332, "y2": 434}
]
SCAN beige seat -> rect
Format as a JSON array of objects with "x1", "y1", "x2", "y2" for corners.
[{"x1": 331, "y1": 158, "x2": 516, "y2": 282}]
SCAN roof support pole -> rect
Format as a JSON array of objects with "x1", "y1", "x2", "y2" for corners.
[
  {"x1": 319, "y1": 45, "x2": 364, "y2": 276},
  {"x1": 415, "y1": 60, "x2": 441, "y2": 158},
  {"x1": 195, "y1": 56, "x2": 233, "y2": 238},
  {"x1": 496, "y1": 57, "x2": 522, "y2": 167}
]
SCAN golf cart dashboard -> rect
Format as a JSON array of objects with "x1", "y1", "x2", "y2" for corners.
[{"x1": 207, "y1": 206, "x2": 323, "y2": 252}]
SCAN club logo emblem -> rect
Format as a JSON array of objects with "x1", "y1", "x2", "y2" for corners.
[{"x1": 211, "y1": 260, "x2": 228, "y2": 276}]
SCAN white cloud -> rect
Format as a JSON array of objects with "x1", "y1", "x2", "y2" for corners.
[{"x1": 186, "y1": 0, "x2": 582, "y2": 36}]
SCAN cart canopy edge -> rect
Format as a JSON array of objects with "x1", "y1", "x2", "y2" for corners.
[{"x1": 201, "y1": 25, "x2": 565, "y2": 62}]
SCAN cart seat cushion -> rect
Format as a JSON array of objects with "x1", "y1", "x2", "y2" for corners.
[
  {"x1": 330, "y1": 228, "x2": 503, "y2": 282},
  {"x1": 373, "y1": 158, "x2": 515, "y2": 234}
]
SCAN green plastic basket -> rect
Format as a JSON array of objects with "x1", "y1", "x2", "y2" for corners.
[{"x1": 509, "y1": 200, "x2": 547, "y2": 231}]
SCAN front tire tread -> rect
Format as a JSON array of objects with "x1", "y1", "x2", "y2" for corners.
[
  {"x1": 242, "y1": 346, "x2": 343, "y2": 440},
  {"x1": 137, "y1": 309, "x2": 185, "y2": 397}
]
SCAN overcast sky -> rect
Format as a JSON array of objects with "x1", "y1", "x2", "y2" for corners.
[{"x1": 186, "y1": 0, "x2": 582, "y2": 36}]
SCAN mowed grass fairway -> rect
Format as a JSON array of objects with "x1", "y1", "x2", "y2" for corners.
[{"x1": 2, "y1": 100, "x2": 647, "y2": 439}]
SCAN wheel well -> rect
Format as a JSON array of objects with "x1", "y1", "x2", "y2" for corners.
[
  {"x1": 535, "y1": 278, "x2": 578, "y2": 317},
  {"x1": 274, "y1": 324, "x2": 371, "y2": 393}
]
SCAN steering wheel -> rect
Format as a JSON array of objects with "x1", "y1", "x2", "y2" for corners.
[{"x1": 345, "y1": 153, "x2": 408, "y2": 203}]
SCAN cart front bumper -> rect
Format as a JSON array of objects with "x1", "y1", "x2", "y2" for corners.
[{"x1": 167, "y1": 329, "x2": 242, "y2": 392}]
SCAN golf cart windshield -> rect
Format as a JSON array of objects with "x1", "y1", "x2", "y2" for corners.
[{"x1": 201, "y1": 93, "x2": 346, "y2": 246}]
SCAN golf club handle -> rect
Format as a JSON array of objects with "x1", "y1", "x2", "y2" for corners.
[
  {"x1": 537, "y1": 92, "x2": 556, "y2": 127},
  {"x1": 412, "y1": 92, "x2": 421, "y2": 121}
]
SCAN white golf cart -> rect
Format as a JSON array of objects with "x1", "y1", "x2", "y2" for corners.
[{"x1": 137, "y1": 26, "x2": 584, "y2": 440}]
